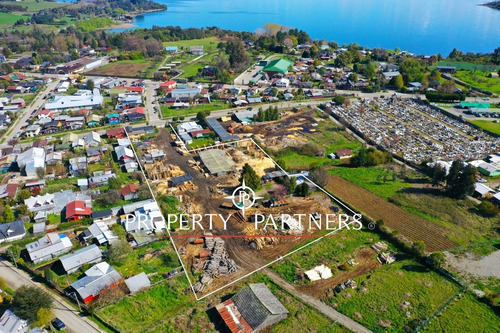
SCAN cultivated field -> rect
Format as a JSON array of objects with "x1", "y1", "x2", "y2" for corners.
[{"x1": 326, "y1": 176, "x2": 456, "y2": 251}]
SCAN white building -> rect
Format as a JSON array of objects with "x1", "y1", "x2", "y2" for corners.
[{"x1": 45, "y1": 89, "x2": 103, "y2": 111}]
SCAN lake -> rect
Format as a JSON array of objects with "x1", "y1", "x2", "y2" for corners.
[{"x1": 112, "y1": 0, "x2": 500, "y2": 55}]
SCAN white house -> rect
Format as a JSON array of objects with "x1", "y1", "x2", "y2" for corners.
[
  {"x1": 84, "y1": 131, "x2": 101, "y2": 147},
  {"x1": 45, "y1": 89, "x2": 103, "y2": 111},
  {"x1": 16, "y1": 147, "x2": 45, "y2": 177},
  {"x1": 276, "y1": 78, "x2": 290, "y2": 87}
]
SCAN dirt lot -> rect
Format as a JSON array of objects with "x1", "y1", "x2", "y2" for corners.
[
  {"x1": 326, "y1": 175, "x2": 456, "y2": 252},
  {"x1": 88, "y1": 62, "x2": 150, "y2": 77},
  {"x1": 298, "y1": 248, "x2": 381, "y2": 299},
  {"x1": 446, "y1": 250, "x2": 500, "y2": 279}
]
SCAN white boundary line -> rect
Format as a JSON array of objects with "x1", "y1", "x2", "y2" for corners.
[
  {"x1": 124, "y1": 127, "x2": 200, "y2": 300},
  {"x1": 140, "y1": 124, "x2": 363, "y2": 300}
]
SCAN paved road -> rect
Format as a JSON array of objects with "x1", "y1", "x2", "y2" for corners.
[
  {"x1": 0, "y1": 257, "x2": 103, "y2": 333},
  {"x1": 264, "y1": 268, "x2": 373, "y2": 333}
]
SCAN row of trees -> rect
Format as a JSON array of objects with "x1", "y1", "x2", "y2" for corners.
[
  {"x1": 425, "y1": 160, "x2": 476, "y2": 199},
  {"x1": 253, "y1": 106, "x2": 280, "y2": 122},
  {"x1": 350, "y1": 147, "x2": 392, "y2": 167}
]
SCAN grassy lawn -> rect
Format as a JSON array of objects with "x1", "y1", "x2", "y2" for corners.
[
  {"x1": 179, "y1": 52, "x2": 222, "y2": 78},
  {"x1": 454, "y1": 70, "x2": 500, "y2": 94},
  {"x1": 111, "y1": 239, "x2": 180, "y2": 280},
  {"x1": 435, "y1": 61, "x2": 500, "y2": 72},
  {"x1": 3, "y1": 0, "x2": 68, "y2": 12},
  {"x1": 188, "y1": 137, "x2": 214, "y2": 149},
  {"x1": 469, "y1": 120, "x2": 500, "y2": 135},
  {"x1": 326, "y1": 259, "x2": 461, "y2": 333},
  {"x1": 161, "y1": 103, "x2": 229, "y2": 118},
  {"x1": 272, "y1": 228, "x2": 390, "y2": 283},
  {"x1": 97, "y1": 271, "x2": 349, "y2": 333},
  {"x1": 0, "y1": 12, "x2": 30, "y2": 26},
  {"x1": 328, "y1": 166, "x2": 412, "y2": 199},
  {"x1": 163, "y1": 37, "x2": 220, "y2": 51},
  {"x1": 96, "y1": 276, "x2": 196, "y2": 333},
  {"x1": 423, "y1": 293, "x2": 500, "y2": 333}
]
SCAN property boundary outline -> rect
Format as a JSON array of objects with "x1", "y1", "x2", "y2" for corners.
[{"x1": 128, "y1": 124, "x2": 363, "y2": 300}]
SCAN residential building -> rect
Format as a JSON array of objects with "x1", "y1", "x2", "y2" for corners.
[
  {"x1": 84, "y1": 131, "x2": 101, "y2": 147},
  {"x1": 59, "y1": 244, "x2": 102, "y2": 274},
  {"x1": 16, "y1": 147, "x2": 45, "y2": 177},
  {"x1": 216, "y1": 283, "x2": 288, "y2": 333},
  {"x1": 0, "y1": 220, "x2": 26, "y2": 244},
  {"x1": 119, "y1": 183, "x2": 140, "y2": 200},
  {"x1": 45, "y1": 89, "x2": 103, "y2": 111},
  {"x1": 69, "y1": 262, "x2": 121, "y2": 304},
  {"x1": 26, "y1": 233, "x2": 73, "y2": 264},
  {"x1": 78, "y1": 221, "x2": 118, "y2": 246},
  {"x1": 65, "y1": 200, "x2": 92, "y2": 221}
]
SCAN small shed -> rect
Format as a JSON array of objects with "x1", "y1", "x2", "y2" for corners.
[{"x1": 125, "y1": 272, "x2": 151, "y2": 294}]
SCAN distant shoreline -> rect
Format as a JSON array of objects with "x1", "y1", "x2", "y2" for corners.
[{"x1": 482, "y1": 1, "x2": 500, "y2": 10}]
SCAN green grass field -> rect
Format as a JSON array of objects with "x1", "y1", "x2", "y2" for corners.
[
  {"x1": 454, "y1": 70, "x2": 500, "y2": 94},
  {"x1": 97, "y1": 272, "x2": 350, "y2": 333},
  {"x1": 327, "y1": 259, "x2": 461, "y2": 333},
  {"x1": 2, "y1": 0, "x2": 68, "y2": 12},
  {"x1": 163, "y1": 37, "x2": 220, "y2": 52},
  {"x1": 328, "y1": 166, "x2": 412, "y2": 199},
  {"x1": 436, "y1": 61, "x2": 500, "y2": 72},
  {"x1": 423, "y1": 293, "x2": 500, "y2": 333},
  {"x1": 0, "y1": 12, "x2": 30, "y2": 26},
  {"x1": 161, "y1": 103, "x2": 229, "y2": 118},
  {"x1": 469, "y1": 120, "x2": 500, "y2": 135}
]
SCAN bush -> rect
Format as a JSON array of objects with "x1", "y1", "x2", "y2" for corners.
[
  {"x1": 12, "y1": 286, "x2": 52, "y2": 323},
  {"x1": 477, "y1": 201, "x2": 499, "y2": 217}
]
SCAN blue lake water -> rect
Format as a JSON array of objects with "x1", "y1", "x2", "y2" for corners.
[{"x1": 110, "y1": 0, "x2": 500, "y2": 55}]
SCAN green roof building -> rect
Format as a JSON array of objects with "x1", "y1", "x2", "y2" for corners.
[
  {"x1": 263, "y1": 59, "x2": 294, "y2": 77},
  {"x1": 459, "y1": 102, "x2": 490, "y2": 109}
]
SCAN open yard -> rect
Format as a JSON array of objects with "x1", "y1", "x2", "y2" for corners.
[
  {"x1": 469, "y1": 120, "x2": 500, "y2": 135},
  {"x1": 0, "y1": 12, "x2": 30, "y2": 26},
  {"x1": 326, "y1": 259, "x2": 461, "y2": 333},
  {"x1": 328, "y1": 166, "x2": 413, "y2": 199},
  {"x1": 161, "y1": 102, "x2": 229, "y2": 118},
  {"x1": 454, "y1": 70, "x2": 500, "y2": 94},
  {"x1": 272, "y1": 228, "x2": 389, "y2": 286},
  {"x1": 163, "y1": 37, "x2": 220, "y2": 52},
  {"x1": 2, "y1": 0, "x2": 68, "y2": 12},
  {"x1": 422, "y1": 293, "x2": 500, "y2": 333},
  {"x1": 89, "y1": 59, "x2": 156, "y2": 78},
  {"x1": 96, "y1": 272, "x2": 349, "y2": 333}
]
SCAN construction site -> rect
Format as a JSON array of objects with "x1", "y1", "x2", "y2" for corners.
[{"x1": 135, "y1": 127, "x2": 349, "y2": 295}]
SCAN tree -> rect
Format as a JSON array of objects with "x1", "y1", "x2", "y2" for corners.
[
  {"x1": 295, "y1": 183, "x2": 310, "y2": 197},
  {"x1": 33, "y1": 308, "x2": 53, "y2": 328},
  {"x1": 13, "y1": 286, "x2": 53, "y2": 323},
  {"x1": 7, "y1": 245, "x2": 21, "y2": 263},
  {"x1": 477, "y1": 201, "x2": 499, "y2": 217},
  {"x1": 108, "y1": 177, "x2": 121, "y2": 190},
  {"x1": 16, "y1": 189, "x2": 31, "y2": 202},
  {"x1": 332, "y1": 95, "x2": 346, "y2": 105},
  {"x1": 445, "y1": 161, "x2": 476, "y2": 199},
  {"x1": 428, "y1": 252, "x2": 446, "y2": 270},
  {"x1": 411, "y1": 240, "x2": 426, "y2": 258},
  {"x1": 283, "y1": 176, "x2": 296, "y2": 194},
  {"x1": 86, "y1": 79, "x2": 95, "y2": 90},
  {"x1": 431, "y1": 164, "x2": 447, "y2": 187},
  {"x1": 107, "y1": 240, "x2": 133, "y2": 266},
  {"x1": 3, "y1": 205, "x2": 15, "y2": 222},
  {"x1": 138, "y1": 183, "x2": 151, "y2": 200},
  {"x1": 310, "y1": 166, "x2": 328, "y2": 187},
  {"x1": 36, "y1": 167, "x2": 45, "y2": 179},
  {"x1": 390, "y1": 74, "x2": 404, "y2": 90},
  {"x1": 239, "y1": 163, "x2": 260, "y2": 190},
  {"x1": 44, "y1": 268, "x2": 54, "y2": 283}
]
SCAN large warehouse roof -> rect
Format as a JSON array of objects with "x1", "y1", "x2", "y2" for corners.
[
  {"x1": 263, "y1": 59, "x2": 294, "y2": 74},
  {"x1": 206, "y1": 118, "x2": 238, "y2": 141},
  {"x1": 199, "y1": 149, "x2": 236, "y2": 175}
]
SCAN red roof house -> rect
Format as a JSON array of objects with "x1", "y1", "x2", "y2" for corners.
[
  {"x1": 106, "y1": 127, "x2": 126, "y2": 139},
  {"x1": 66, "y1": 200, "x2": 92, "y2": 221},
  {"x1": 159, "y1": 80, "x2": 177, "y2": 90},
  {"x1": 119, "y1": 183, "x2": 140, "y2": 200}
]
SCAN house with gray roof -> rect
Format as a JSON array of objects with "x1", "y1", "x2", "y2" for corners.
[
  {"x1": 59, "y1": 244, "x2": 102, "y2": 274},
  {"x1": 26, "y1": 233, "x2": 73, "y2": 264},
  {"x1": 0, "y1": 220, "x2": 26, "y2": 244},
  {"x1": 69, "y1": 262, "x2": 121, "y2": 304},
  {"x1": 216, "y1": 283, "x2": 288, "y2": 332}
]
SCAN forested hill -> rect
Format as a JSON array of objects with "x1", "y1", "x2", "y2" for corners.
[{"x1": 483, "y1": 1, "x2": 500, "y2": 10}]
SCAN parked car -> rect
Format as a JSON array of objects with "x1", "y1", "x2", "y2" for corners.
[{"x1": 52, "y1": 318, "x2": 66, "y2": 330}]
